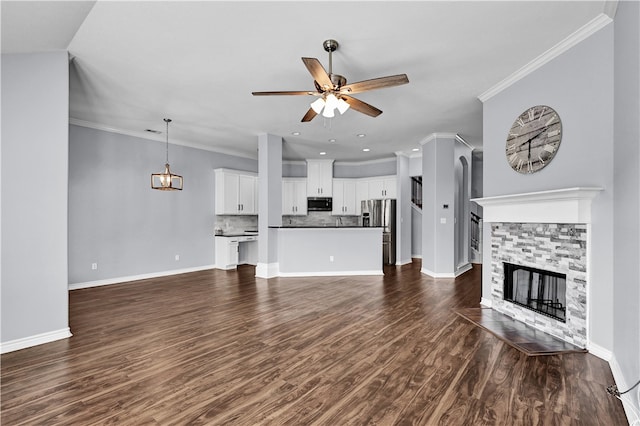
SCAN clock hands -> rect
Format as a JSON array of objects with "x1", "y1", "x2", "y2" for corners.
[{"x1": 520, "y1": 128, "x2": 546, "y2": 148}]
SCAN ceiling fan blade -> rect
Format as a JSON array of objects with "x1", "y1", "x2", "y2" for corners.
[
  {"x1": 301, "y1": 57, "x2": 333, "y2": 91},
  {"x1": 301, "y1": 108, "x2": 318, "y2": 122},
  {"x1": 252, "y1": 91, "x2": 316, "y2": 96},
  {"x1": 342, "y1": 95, "x2": 382, "y2": 117},
  {"x1": 340, "y1": 74, "x2": 409, "y2": 94}
]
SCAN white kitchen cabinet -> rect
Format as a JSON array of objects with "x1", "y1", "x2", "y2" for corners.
[
  {"x1": 306, "y1": 159, "x2": 334, "y2": 197},
  {"x1": 215, "y1": 235, "x2": 258, "y2": 269},
  {"x1": 282, "y1": 178, "x2": 307, "y2": 215},
  {"x1": 214, "y1": 169, "x2": 258, "y2": 215},
  {"x1": 332, "y1": 179, "x2": 359, "y2": 215},
  {"x1": 215, "y1": 237, "x2": 239, "y2": 269},
  {"x1": 365, "y1": 176, "x2": 397, "y2": 199}
]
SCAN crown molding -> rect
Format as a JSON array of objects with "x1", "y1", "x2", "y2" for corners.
[
  {"x1": 455, "y1": 134, "x2": 474, "y2": 151},
  {"x1": 419, "y1": 132, "x2": 458, "y2": 146},
  {"x1": 478, "y1": 13, "x2": 613, "y2": 102},
  {"x1": 69, "y1": 118, "x2": 258, "y2": 160},
  {"x1": 419, "y1": 132, "x2": 473, "y2": 150},
  {"x1": 603, "y1": 0, "x2": 618, "y2": 19}
]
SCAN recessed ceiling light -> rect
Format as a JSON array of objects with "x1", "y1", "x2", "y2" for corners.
[
  {"x1": 362, "y1": 148, "x2": 370, "y2": 152},
  {"x1": 357, "y1": 133, "x2": 366, "y2": 138},
  {"x1": 291, "y1": 131, "x2": 300, "y2": 136},
  {"x1": 412, "y1": 148, "x2": 420, "y2": 152},
  {"x1": 319, "y1": 151, "x2": 326, "y2": 155},
  {"x1": 328, "y1": 138, "x2": 336, "y2": 143}
]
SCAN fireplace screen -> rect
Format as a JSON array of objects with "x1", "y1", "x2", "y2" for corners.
[{"x1": 503, "y1": 262, "x2": 567, "y2": 322}]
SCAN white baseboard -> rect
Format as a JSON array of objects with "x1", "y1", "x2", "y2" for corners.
[
  {"x1": 587, "y1": 341, "x2": 612, "y2": 361},
  {"x1": 277, "y1": 270, "x2": 383, "y2": 277},
  {"x1": 455, "y1": 263, "x2": 473, "y2": 277},
  {"x1": 68, "y1": 265, "x2": 216, "y2": 290},
  {"x1": 1, "y1": 328, "x2": 72, "y2": 354},
  {"x1": 421, "y1": 268, "x2": 455, "y2": 278},
  {"x1": 480, "y1": 297, "x2": 493, "y2": 308},
  {"x1": 396, "y1": 258, "x2": 413, "y2": 266},
  {"x1": 255, "y1": 262, "x2": 279, "y2": 278},
  {"x1": 411, "y1": 254, "x2": 423, "y2": 259},
  {"x1": 609, "y1": 354, "x2": 640, "y2": 425}
]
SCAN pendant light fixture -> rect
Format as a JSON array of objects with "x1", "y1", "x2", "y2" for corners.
[{"x1": 151, "y1": 118, "x2": 183, "y2": 191}]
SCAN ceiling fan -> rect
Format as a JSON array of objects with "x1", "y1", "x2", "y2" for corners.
[{"x1": 252, "y1": 39, "x2": 409, "y2": 122}]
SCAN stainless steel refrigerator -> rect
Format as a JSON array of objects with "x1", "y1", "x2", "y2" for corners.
[{"x1": 361, "y1": 199, "x2": 396, "y2": 265}]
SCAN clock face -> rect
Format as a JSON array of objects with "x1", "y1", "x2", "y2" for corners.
[{"x1": 505, "y1": 105, "x2": 562, "y2": 174}]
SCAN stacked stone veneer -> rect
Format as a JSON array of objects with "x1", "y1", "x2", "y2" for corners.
[{"x1": 491, "y1": 223, "x2": 588, "y2": 348}]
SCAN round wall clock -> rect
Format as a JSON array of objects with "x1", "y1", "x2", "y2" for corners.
[{"x1": 505, "y1": 105, "x2": 562, "y2": 174}]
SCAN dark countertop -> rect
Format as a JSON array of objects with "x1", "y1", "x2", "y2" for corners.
[
  {"x1": 215, "y1": 233, "x2": 259, "y2": 237},
  {"x1": 269, "y1": 225, "x2": 382, "y2": 229}
]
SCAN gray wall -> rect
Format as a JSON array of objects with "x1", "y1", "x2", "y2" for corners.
[
  {"x1": 69, "y1": 125, "x2": 257, "y2": 284},
  {"x1": 283, "y1": 158, "x2": 397, "y2": 179},
  {"x1": 471, "y1": 150, "x2": 483, "y2": 200},
  {"x1": 411, "y1": 206, "x2": 422, "y2": 257},
  {"x1": 282, "y1": 161, "x2": 306, "y2": 178},
  {"x1": 421, "y1": 141, "x2": 437, "y2": 271},
  {"x1": 334, "y1": 158, "x2": 397, "y2": 178},
  {"x1": 481, "y1": 25, "x2": 615, "y2": 349},
  {"x1": 396, "y1": 155, "x2": 412, "y2": 264},
  {"x1": 613, "y1": 0, "x2": 640, "y2": 415},
  {"x1": 1, "y1": 52, "x2": 70, "y2": 344}
]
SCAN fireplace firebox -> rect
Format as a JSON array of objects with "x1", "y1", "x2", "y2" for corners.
[{"x1": 503, "y1": 262, "x2": 567, "y2": 322}]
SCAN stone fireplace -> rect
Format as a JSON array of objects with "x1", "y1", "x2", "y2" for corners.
[
  {"x1": 473, "y1": 188, "x2": 602, "y2": 349},
  {"x1": 491, "y1": 222, "x2": 587, "y2": 347}
]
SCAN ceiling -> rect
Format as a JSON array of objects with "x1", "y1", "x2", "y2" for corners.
[{"x1": 2, "y1": 1, "x2": 611, "y2": 161}]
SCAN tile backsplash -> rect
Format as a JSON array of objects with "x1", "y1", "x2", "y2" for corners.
[
  {"x1": 214, "y1": 215, "x2": 258, "y2": 235},
  {"x1": 283, "y1": 211, "x2": 360, "y2": 227},
  {"x1": 215, "y1": 212, "x2": 361, "y2": 234}
]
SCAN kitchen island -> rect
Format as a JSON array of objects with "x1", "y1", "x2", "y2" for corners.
[{"x1": 270, "y1": 226, "x2": 383, "y2": 277}]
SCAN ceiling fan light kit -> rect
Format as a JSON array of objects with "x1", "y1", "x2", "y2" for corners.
[{"x1": 252, "y1": 39, "x2": 408, "y2": 122}]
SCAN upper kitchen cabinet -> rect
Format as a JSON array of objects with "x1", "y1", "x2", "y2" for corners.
[
  {"x1": 306, "y1": 159, "x2": 334, "y2": 197},
  {"x1": 332, "y1": 179, "x2": 359, "y2": 215},
  {"x1": 214, "y1": 168, "x2": 258, "y2": 215},
  {"x1": 363, "y1": 175, "x2": 397, "y2": 199},
  {"x1": 282, "y1": 178, "x2": 307, "y2": 215}
]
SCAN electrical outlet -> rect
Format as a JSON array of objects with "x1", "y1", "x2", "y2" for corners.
[
  {"x1": 175, "y1": 254, "x2": 180, "y2": 261},
  {"x1": 91, "y1": 263, "x2": 98, "y2": 270},
  {"x1": 329, "y1": 255, "x2": 334, "y2": 262}
]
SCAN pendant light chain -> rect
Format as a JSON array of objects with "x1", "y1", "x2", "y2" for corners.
[{"x1": 164, "y1": 118, "x2": 171, "y2": 165}]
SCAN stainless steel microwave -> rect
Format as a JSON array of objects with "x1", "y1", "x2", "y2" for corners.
[{"x1": 307, "y1": 197, "x2": 332, "y2": 211}]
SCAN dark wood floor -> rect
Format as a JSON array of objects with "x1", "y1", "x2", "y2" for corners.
[{"x1": 1, "y1": 262, "x2": 628, "y2": 425}]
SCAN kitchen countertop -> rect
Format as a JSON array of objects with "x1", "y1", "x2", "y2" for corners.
[
  {"x1": 215, "y1": 233, "x2": 259, "y2": 237},
  {"x1": 269, "y1": 225, "x2": 382, "y2": 229}
]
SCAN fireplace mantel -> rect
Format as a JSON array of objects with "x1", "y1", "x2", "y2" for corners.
[{"x1": 472, "y1": 187, "x2": 603, "y2": 224}]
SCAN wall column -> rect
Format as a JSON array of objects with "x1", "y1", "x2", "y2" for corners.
[
  {"x1": 395, "y1": 153, "x2": 412, "y2": 265},
  {"x1": 1, "y1": 52, "x2": 71, "y2": 352},
  {"x1": 420, "y1": 134, "x2": 459, "y2": 277},
  {"x1": 256, "y1": 133, "x2": 282, "y2": 278}
]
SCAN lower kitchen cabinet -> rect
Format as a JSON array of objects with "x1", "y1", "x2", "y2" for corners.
[{"x1": 215, "y1": 235, "x2": 258, "y2": 269}]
